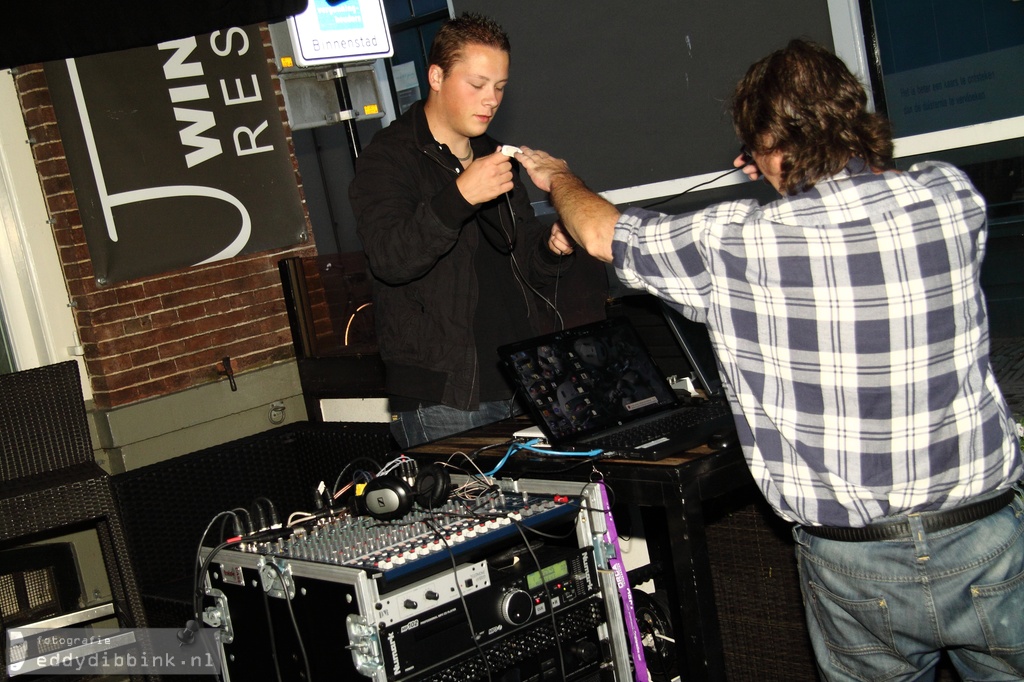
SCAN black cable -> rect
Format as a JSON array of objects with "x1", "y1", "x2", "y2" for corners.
[
  {"x1": 513, "y1": 521, "x2": 569, "y2": 681},
  {"x1": 423, "y1": 518, "x2": 494, "y2": 682},
  {"x1": 192, "y1": 539, "x2": 232, "y2": 624},
  {"x1": 509, "y1": 246, "x2": 565, "y2": 330},
  {"x1": 642, "y1": 165, "x2": 745, "y2": 210},
  {"x1": 260, "y1": 586, "x2": 285, "y2": 682},
  {"x1": 503, "y1": 190, "x2": 565, "y2": 328},
  {"x1": 216, "y1": 514, "x2": 236, "y2": 544},
  {"x1": 553, "y1": 252, "x2": 565, "y2": 319},
  {"x1": 250, "y1": 500, "x2": 269, "y2": 531},
  {"x1": 232, "y1": 507, "x2": 253, "y2": 535},
  {"x1": 467, "y1": 439, "x2": 519, "y2": 461},
  {"x1": 254, "y1": 496, "x2": 280, "y2": 527},
  {"x1": 516, "y1": 453, "x2": 606, "y2": 477},
  {"x1": 477, "y1": 197, "x2": 517, "y2": 255},
  {"x1": 480, "y1": 191, "x2": 567, "y2": 330},
  {"x1": 192, "y1": 510, "x2": 240, "y2": 619},
  {"x1": 192, "y1": 519, "x2": 294, "y2": 623},
  {"x1": 266, "y1": 561, "x2": 313, "y2": 682}
]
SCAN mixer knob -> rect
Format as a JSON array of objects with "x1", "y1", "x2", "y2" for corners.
[{"x1": 499, "y1": 589, "x2": 533, "y2": 626}]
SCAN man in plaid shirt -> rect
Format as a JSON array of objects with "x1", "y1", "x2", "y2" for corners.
[{"x1": 516, "y1": 40, "x2": 1023, "y2": 681}]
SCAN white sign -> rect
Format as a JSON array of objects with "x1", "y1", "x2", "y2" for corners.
[{"x1": 287, "y1": 0, "x2": 393, "y2": 66}]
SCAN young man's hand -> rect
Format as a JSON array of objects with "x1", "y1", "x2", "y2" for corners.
[
  {"x1": 547, "y1": 221, "x2": 574, "y2": 256},
  {"x1": 456, "y1": 148, "x2": 515, "y2": 205}
]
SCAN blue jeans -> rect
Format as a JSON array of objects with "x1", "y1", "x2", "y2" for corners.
[
  {"x1": 390, "y1": 400, "x2": 520, "y2": 449},
  {"x1": 793, "y1": 486, "x2": 1024, "y2": 682}
]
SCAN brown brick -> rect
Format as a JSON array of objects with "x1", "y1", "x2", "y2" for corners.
[
  {"x1": 34, "y1": 155, "x2": 69, "y2": 178},
  {"x1": 110, "y1": 283, "x2": 145, "y2": 303},
  {"x1": 150, "y1": 320, "x2": 199, "y2": 345},
  {"x1": 144, "y1": 359, "x2": 180, "y2": 380},
  {"x1": 28, "y1": 121, "x2": 63, "y2": 145},
  {"x1": 13, "y1": 66, "x2": 47, "y2": 90},
  {"x1": 156, "y1": 339, "x2": 189, "y2": 359},
  {"x1": 88, "y1": 302, "x2": 138, "y2": 325},
  {"x1": 19, "y1": 89, "x2": 55, "y2": 112},
  {"x1": 50, "y1": 225, "x2": 80, "y2": 246},
  {"x1": 82, "y1": 289, "x2": 121, "y2": 310},
  {"x1": 95, "y1": 334, "x2": 140, "y2": 357},
  {"x1": 129, "y1": 347, "x2": 161, "y2": 366},
  {"x1": 153, "y1": 372, "x2": 194, "y2": 395},
  {"x1": 98, "y1": 354, "x2": 136, "y2": 374},
  {"x1": 129, "y1": 298, "x2": 161, "y2": 318},
  {"x1": 46, "y1": 191, "x2": 79, "y2": 212},
  {"x1": 18, "y1": 106, "x2": 50, "y2": 130},
  {"x1": 148, "y1": 309, "x2": 179, "y2": 329},
  {"x1": 84, "y1": 321, "x2": 126, "y2": 344},
  {"x1": 121, "y1": 317, "x2": 154, "y2": 335},
  {"x1": 101, "y1": 366, "x2": 155, "y2": 392},
  {"x1": 159, "y1": 283, "x2": 221, "y2": 309}
]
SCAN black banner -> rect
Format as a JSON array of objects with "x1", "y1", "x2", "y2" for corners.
[{"x1": 45, "y1": 25, "x2": 306, "y2": 284}]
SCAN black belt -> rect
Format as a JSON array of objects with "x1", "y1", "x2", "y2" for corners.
[{"x1": 801, "y1": 488, "x2": 1017, "y2": 542}]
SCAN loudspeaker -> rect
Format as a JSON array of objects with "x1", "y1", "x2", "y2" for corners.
[{"x1": 354, "y1": 463, "x2": 452, "y2": 521}]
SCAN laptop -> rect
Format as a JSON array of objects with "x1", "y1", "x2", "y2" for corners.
[
  {"x1": 657, "y1": 300, "x2": 726, "y2": 401},
  {"x1": 498, "y1": 313, "x2": 735, "y2": 460}
]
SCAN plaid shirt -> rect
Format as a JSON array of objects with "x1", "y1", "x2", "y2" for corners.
[{"x1": 614, "y1": 160, "x2": 1023, "y2": 527}]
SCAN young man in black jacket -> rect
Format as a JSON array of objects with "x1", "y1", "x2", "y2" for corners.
[{"x1": 349, "y1": 13, "x2": 574, "y2": 448}]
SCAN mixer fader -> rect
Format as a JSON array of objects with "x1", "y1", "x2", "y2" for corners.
[{"x1": 265, "y1": 491, "x2": 576, "y2": 581}]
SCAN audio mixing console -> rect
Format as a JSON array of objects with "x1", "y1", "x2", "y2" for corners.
[{"x1": 200, "y1": 476, "x2": 633, "y2": 681}]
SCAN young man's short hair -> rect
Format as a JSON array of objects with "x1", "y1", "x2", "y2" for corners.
[{"x1": 428, "y1": 12, "x2": 511, "y2": 75}]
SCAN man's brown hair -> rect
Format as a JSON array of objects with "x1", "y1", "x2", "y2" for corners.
[
  {"x1": 428, "y1": 12, "x2": 511, "y2": 76},
  {"x1": 732, "y1": 39, "x2": 893, "y2": 195}
]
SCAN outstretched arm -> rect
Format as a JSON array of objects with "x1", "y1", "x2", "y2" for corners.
[{"x1": 516, "y1": 146, "x2": 620, "y2": 263}]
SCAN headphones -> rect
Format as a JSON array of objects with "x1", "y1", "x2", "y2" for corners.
[{"x1": 352, "y1": 463, "x2": 452, "y2": 521}]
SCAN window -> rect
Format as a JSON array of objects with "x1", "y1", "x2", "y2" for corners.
[
  {"x1": 0, "y1": 70, "x2": 81, "y2": 381},
  {"x1": 383, "y1": 0, "x2": 450, "y2": 114}
]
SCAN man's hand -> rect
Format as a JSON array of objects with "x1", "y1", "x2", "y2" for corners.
[
  {"x1": 456, "y1": 148, "x2": 515, "y2": 205},
  {"x1": 515, "y1": 146, "x2": 571, "y2": 193},
  {"x1": 547, "y1": 221, "x2": 574, "y2": 256},
  {"x1": 511, "y1": 146, "x2": 617, "y2": 263},
  {"x1": 734, "y1": 151, "x2": 760, "y2": 181}
]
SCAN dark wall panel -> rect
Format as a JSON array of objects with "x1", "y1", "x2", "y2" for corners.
[{"x1": 454, "y1": 1, "x2": 834, "y2": 195}]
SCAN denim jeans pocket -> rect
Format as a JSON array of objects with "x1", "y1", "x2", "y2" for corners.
[
  {"x1": 808, "y1": 581, "x2": 912, "y2": 682},
  {"x1": 971, "y1": 564, "x2": 1024, "y2": 676}
]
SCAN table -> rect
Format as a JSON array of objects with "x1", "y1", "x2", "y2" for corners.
[{"x1": 406, "y1": 416, "x2": 759, "y2": 681}]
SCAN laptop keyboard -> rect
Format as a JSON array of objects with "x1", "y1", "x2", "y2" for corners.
[{"x1": 583, "y1": 402, "x2": 731, "y2": 451}]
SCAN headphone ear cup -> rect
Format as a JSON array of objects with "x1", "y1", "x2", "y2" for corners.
[
  {"x1": 360, "y1": 476, "x2": 414, "y2": 521},
  {"x1": 414, "y1": 464, "x2": 451, "y2": 509}
]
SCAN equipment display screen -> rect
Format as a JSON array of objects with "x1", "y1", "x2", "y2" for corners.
[{"x1": 526, "y1": 560, "x2": 568, "y2": 590}]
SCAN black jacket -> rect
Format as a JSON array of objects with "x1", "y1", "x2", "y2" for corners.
[{"x1": 349, "y1": 102, "x2": 571, "y2": 410}]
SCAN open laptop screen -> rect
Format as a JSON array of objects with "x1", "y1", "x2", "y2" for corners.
[
  {"x1": 658, "y1": 301, "x2": 726, "y2": 400},
  {"x1": 499, "y1": 318, "x2": 680, "y2": 442}
]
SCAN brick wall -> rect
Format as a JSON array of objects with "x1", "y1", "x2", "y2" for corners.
[{"x1": 12, "y1": 26, "x2": 316, "y2": 409}]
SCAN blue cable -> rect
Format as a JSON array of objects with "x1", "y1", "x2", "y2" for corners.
[
  {"x1": 516, "y1": 438, "x2": 604, "y2": 457},
  {"x1": 483, "y1": 439, "x2": 604, "y2": 477}
]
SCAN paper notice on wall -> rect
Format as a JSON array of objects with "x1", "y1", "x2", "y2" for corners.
[{"x1": 392, "y1": 61, "x2": 421, "y2": 115}]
